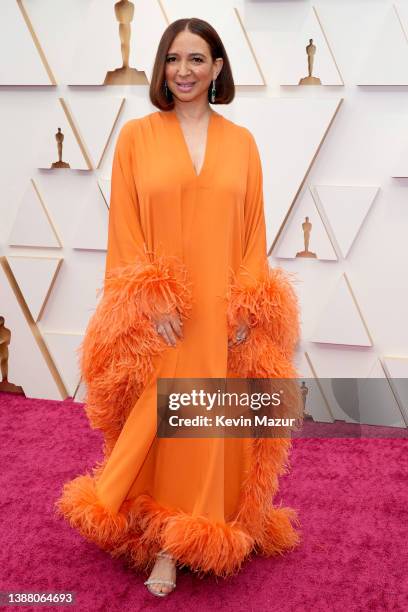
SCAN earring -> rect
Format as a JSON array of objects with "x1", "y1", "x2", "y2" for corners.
[
  {"x1": 164, "y1": 79, "x2": 169, "y2": 97},
  {"x1": 210, "y1": 79, "x2": 216, "y2": 103}
]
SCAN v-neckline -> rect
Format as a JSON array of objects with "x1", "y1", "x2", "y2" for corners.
[{"x1": 169, "y1": 108, "x2": 216, "y2": 180}]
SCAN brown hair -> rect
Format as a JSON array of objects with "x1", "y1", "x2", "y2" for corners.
[{"x1": 149, "y1": 18, "x2": 235, "y2": 111}]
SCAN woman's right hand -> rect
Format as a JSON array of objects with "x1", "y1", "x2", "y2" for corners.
[{"x1": 152, "y1": 310, "x2": 184, "y2": 347}]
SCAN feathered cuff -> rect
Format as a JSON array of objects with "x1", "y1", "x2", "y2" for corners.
[
  {"x1": 226, "y1": 262, "x2": 303, "y2": 428},
  {"x1": 78, "y1": 253, "x2": 193, "y2": 453},
  {"x1": 101, "y1": 254, "x2": 194, "y2": 324},
  {"x1": 226, "y1": 261, "x2": 300, "y2": 360}
]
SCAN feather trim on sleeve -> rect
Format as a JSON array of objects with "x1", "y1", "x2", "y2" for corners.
[
  {"x1": 78, "y1": 253, "x2": 193, "y2": 454},
  {"x1": 226, "y1": 261, "x2": 300, "y2": 361}
]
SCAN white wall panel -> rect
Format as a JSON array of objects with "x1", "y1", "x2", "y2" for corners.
[
  {"x1": 0, "y1": 0, "x2": 51, "y2": 85},
  {"x1": 311, "y1": 273, "x2": 373, "y2": 347},
  {"x1": 7, "y1": 255, "x2": 62, "y2": 321},
  {"x1": 8, "y1": 181, "x2": 61, "y2": 248},
  {"x1": 314, "y1": 184, "x2": 379, "y2": 258},
  {"x1": 357, "y1": 4, "x2": 408, "y2": 85},
  {"x1": 42, "y1": 331, "x2": 83, "y2": 397}
]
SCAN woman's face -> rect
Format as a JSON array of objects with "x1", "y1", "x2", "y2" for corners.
[{"x1": 165, "y1": 30, "x2": 222, "y2": 103}]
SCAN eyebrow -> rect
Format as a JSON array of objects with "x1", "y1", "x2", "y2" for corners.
[{"x1": 166, "y1": 52, "x2": 206, "y2": 57}]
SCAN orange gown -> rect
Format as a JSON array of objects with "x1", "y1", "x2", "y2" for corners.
[{"x1": 54, "y1": 108, "x2": 303, "y2": 578}]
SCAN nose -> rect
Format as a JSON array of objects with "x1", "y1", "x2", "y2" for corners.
[{"x1": 177, "y1": 58, "x2": 191, "y2": 77}]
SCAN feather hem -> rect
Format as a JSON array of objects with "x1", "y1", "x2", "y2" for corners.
[{"x1": 54, "y1": 471, "x2": 300, "y2": 578}]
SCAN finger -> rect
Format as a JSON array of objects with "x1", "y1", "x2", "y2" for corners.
[
  {"x1": 175, "y1": 308, "x2": 183, "y2": 325},
  {"x1": 158, "y1": 321, "x2": 172, "y2": 346},
  {"x1": 163, "y1": 321, "x2": 177, "y2": 346},
  {"x1": 159, "y1": 326, "x2": 172, "y2": 346},
  {"x1": 170, "y1": 316, "x2": 183, "y2": 339},
  {"x1": 156, "y1": 324, "x2": 166, "y2": 343},
  {"x1": 155, "y1": 321, "x2": 171, "y2": 345},
  {"x1": 237, "y1": 324, "x2": 247, "y2": 337},
  {"x1": 154, "y1": 314, "x2": 181, "y2": 342},
  {"x1": 238, "y1": 324, "x2": 250, "y2": 341}
]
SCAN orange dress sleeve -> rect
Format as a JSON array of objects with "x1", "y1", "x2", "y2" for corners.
[
  {"x1": 77, "y1": 121, "x2": 193, "y2": 451},
  {"x1": 236, "y1": 131, "x2": 268, "y2": 287},
  {"x1": 101, "y1": 121, "x2": 192, "y2": 319},
  {"x1": 227, "y1": 131, "x2": 301, "y2": 365},
  {"x1": 105, "y1": 121, "x2": 148, "y2": 278}
]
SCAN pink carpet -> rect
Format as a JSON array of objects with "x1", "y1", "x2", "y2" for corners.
[{"x1": 1, "y1": 391, "x2": 407, "y2": 611}]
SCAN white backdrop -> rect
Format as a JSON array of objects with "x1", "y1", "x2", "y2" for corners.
[{"x1": 1, "y1": 0, "x2": 408, "y2": 427}]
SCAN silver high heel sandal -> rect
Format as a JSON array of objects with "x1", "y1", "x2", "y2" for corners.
[{"x1": 144, "y1": 550, "x2": 177, "y2": 597}]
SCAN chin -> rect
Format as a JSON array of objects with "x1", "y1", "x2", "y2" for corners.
[{"x1": 173, "y1": 90, "x2": 206, "y2": 102}]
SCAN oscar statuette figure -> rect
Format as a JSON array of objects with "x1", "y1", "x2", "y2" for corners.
[
  {"x1": 299, "y1": 39, "x2": 322, "y2": 85},
  {"x1": 104, "y1": 0, "x2": 148, "y2": 85},
  {"x1": 296, "y1": 216, "x2": 317, "y2": 258}
]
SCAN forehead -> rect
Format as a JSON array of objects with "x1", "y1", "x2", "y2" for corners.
[{"x1": 168, "y1": 31, "x2": 209, "y2": 53}]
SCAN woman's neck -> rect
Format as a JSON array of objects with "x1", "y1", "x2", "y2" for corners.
[{"x1": 173, "y1": 100, "x2": 213, "y2": 123}]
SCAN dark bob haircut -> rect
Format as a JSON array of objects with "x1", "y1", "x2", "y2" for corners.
[{"x1": 149, "y1": 17, "x2": 235, "y2": 111}]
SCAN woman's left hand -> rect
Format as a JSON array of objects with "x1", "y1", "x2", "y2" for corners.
[{"x1": 228, "y1": 320, "x2": 250, "y2": 348}]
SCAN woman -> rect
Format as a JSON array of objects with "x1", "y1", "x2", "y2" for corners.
[{"x1": 55, "y1": 17, "x2": 303, "y2": 598}]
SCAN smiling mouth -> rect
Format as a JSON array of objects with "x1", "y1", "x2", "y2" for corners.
[{"x1": 176, "y1": 82, "x2": 196, "y2": 87}]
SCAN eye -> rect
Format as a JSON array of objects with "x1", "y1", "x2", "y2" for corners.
[
  {"x1": 166, "y1": 56, "x2": 176, "y2": 62},
  {"x1": 192, "y1": 57, "x2": 203, "y2": 63}
]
